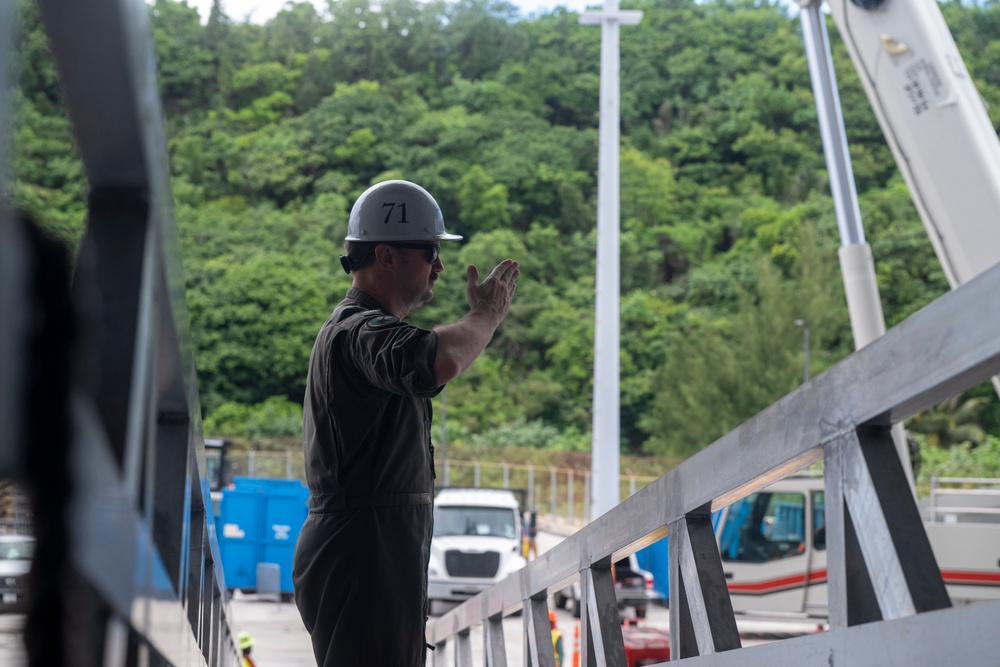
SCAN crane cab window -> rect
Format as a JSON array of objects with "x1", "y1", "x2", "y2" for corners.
[{"x1": 720, "y1": 492, "x2": 806, "y2": 563}]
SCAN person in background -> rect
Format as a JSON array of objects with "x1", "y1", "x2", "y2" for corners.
[
  {"x1": 526, "y1": 509, "x2": 539, "y2": 560},
  {"x1": 292, "y1": 180, "x2": 519, "y2": 666},
  {"x1": 549, "y1": 610, "x2": 564, "y2": 667},
  {"x1": 238, "y1": 631, "x2": 257, "y2": 667},
  {"x1": 522, "y1": 511, "x2": 531, "y2": 558}
]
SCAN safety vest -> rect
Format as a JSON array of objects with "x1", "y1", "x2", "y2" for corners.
[{"x1": 551, "y1": 628, "x2": 563, "y2": 667}]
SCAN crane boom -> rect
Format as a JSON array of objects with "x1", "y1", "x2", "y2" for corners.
[{"x1": 826, "y1": 0, "x2": 1000, "y2": 287}]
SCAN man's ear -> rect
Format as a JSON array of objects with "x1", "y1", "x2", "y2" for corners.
[{"x1": 373, "y1": 244, "x2": 395, "y2": 267}]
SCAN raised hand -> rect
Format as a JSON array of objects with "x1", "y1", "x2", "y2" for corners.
[{"x1": 466, "y1": 259, "x2": 519, "y2": 325}]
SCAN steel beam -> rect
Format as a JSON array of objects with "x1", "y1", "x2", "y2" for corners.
[
  {"x1": 484, "y1": 613, "x2": 507, "y2": 667},
  {"x1": 847, "y1": 426, "x2": 949, "y2": 620},
  {"x1": 527, "y1": 594, "x2": 556, "y2": 667},
  {"x1": 823, "y1": 436, "x2": 849, "y2": 629},
  {"x1": 584, "y1": 563, "x2": 626, "y2": 666},
  {"x1": 671, "y1": 506, "x2": 740, "y2": 658},
  {"x1": 456, "y1": 628, "x2": 473, "y2": 667},
  {"x1": 433, "y1": 639, "x2": 447, "y2": 667},
  {"x1": 662, "y1": 599, "x2": 1000, "y2": 667},
  {"x1": 24, "y1": 1, "x2": 237, "y2": 664}
]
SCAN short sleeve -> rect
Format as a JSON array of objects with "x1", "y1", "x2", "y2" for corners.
[{"x1": 344, "y1": 315, "x2": 443, "y2": 397}]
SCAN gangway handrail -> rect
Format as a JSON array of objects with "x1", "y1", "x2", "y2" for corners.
[
  {"x1": 931, "y1": 476, "x2": 1000, "y2": 486},
  {"x1": 426, "y1": 260, "x2": 1000, "y2": 664},
  {"x1": 2, "y1": 2, "x2": 240, "y2": 665},
  {"x1": 926, "y1": 506, "x2": 1000, "y2": 517},
  {"x1": 927, "y1": 475, "x2": 1000, "y2": 523}
]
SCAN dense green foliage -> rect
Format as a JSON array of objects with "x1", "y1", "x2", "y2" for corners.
[{"x1": 11, "y1": 0, "x2": 1000, "y2": 459}]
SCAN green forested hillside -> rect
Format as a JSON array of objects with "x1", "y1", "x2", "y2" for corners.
[{"x1": 12, "y1": 0, "x2": 1000, "y2": 459}]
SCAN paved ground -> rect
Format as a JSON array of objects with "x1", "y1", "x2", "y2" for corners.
[
  {"x1": 0, "y1": 613, "x2": 26, "y2": 667},
  {"x1": 230, "y1": 591, "x2": 313, "y2": 666},
  {"x1": 0, "y1": 522, "x2": 819, "y2": 666},
  {"x1": 234, "y1": 530, "x2": 576, "y2": 667}
]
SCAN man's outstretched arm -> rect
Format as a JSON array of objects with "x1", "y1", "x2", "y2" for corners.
[{"x1": 433, "y1": 259, "x2": 519, "y2": 385}]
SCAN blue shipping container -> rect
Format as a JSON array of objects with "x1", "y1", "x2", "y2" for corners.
[{"x1": 218, "y1": 477, "x2": 308, "y2": 595}]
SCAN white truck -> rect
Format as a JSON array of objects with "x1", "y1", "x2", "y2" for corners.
[{"x1": 427, "y1": 488, "x2": 527, "y2": 612}]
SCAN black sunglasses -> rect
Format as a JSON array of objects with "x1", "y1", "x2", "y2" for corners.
[{"x1": 385, "y1": 242, "x2": 441, "y2": 264}]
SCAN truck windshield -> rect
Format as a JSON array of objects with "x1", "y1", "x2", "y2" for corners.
[
  {"x1": 434, "y1": 506, "x2": 517, "y2": 539},
  {"x1": 0, "y1": 538, "x2": 34, "y2": 561}
]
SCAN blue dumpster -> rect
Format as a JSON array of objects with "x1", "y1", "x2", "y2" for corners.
[{"x1": 218, "y1": 477, "x2": 308, "y2": 595}]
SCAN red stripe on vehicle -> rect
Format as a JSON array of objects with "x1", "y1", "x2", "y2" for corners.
[
  {"x1": 941, "y1": 570, "x2": 1000, "y2": 586},
  {"x1": 729, "y1": 568, "x2": 1000, "y2": 595},
  {"x1": 728, "y1": 569, "x2": 828, "y2": 595}
]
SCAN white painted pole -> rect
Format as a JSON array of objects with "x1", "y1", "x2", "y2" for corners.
[{"x1": 580, "y1": 0, "x2": 641, "y2": 522}]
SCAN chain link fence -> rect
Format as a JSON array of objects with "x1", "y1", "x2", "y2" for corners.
[{"x1": 223, "y1": 451, "x2": 659, "y2": 527}]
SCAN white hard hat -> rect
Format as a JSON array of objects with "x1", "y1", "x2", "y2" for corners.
[{"x1": 345, "y1": 180, "x2": 462, "y2": 242}]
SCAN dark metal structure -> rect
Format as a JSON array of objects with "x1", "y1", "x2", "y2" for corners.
[
  {"x1": 426, "y1": 261, "x2": 1000, "y2": 663},
  {"x1": 1, "y1": 1, "x2": 238, "y2": 665}
]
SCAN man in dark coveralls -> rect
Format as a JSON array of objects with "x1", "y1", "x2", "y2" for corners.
[{"x1": 293, "y1": 180, "x2": 519, "y2": 666}]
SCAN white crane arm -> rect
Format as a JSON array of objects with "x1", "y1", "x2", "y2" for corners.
[{"x1": 826, "y1": 0, "x2": 1000, "y2": 287}]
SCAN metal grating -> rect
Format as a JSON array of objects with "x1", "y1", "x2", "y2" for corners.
[{"x1": 445, "y1": 550, "x2": 500, "y2": 578}]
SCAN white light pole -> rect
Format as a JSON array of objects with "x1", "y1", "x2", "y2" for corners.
[{"x1": 580, "y1": 0, "x2": 641, "y2": 522}]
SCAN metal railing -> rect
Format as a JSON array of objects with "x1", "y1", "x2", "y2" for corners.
[
  {"x1": 927, "y1": 476, "x2": 1000, "y2": 523},
  {"x1": 426, "y1": 260, "x2": 1000, "y2": 664},
  {"x1": 1, "y1": 2, "x2": 238, "y2": 665},
  {"x1": 221, "y1": 451, "x2": 659, "y2": 529}
]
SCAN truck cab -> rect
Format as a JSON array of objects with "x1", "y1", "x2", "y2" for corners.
[
  {"x1": 717, "y1": 476, "x2": 829, "y2": 618},
  {"x1": 427, "y1": 488, "x2": 527, "y2": 612},
  {"x1": 716, "y1": 475, "x2": 1000, "y2": 619}
]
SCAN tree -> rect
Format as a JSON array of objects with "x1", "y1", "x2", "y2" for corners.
[
  {"x1": 150, "y1": 0, "x2": 218, "y2": 113},
  {"x1": 187, "y1": 253, "x2": 327, "y2": 411},
  {"x1": 15, "y1": 0, "x2": 1000, "y2": 456},
  {"x1": 643, "y1": 229, "x2": 848, "y2": 457}
]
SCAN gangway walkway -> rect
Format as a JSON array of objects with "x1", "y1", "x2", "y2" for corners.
[{"x1": 426, "y1": 261, "x2": 1000, "y2": 664}]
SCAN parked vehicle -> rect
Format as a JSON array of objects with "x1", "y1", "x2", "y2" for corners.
[
  {"x1": 427, "y1": 488, "x2": 527, "y2": 611},
  {"x1": 552, "y1": 553, "x2": 659, "y2": 619},
  {"x1": 637, "y1": 475, "x2": 1000, "y2": 620},
  {"x1": 0, "y1": 534, "x2": 34, "y2": 613},
  {"x1": 720, "y1": 475, "x2": 1000, "y2": 617}
]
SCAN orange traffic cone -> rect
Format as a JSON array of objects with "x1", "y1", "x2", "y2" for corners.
[{"x1": 572, "y1": 622, "x2": 580, "y2": 667}]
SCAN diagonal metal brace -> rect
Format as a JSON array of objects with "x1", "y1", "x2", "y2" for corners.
[
  {"x1": 484, "y1": 612, "x2": 507, "y2": 667},
  {"x1": 669, "y1": 504, "x2": 741, "y2": 658},
  {"x1": 526, "y1": 594, "x2": 556, "y2": 667},
  {"x1": 826, "y1": 426, "x2": 950, "y2": 627},
  {"x1": 582, "y1": 562, "x2": 627, "y2": 666}
]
